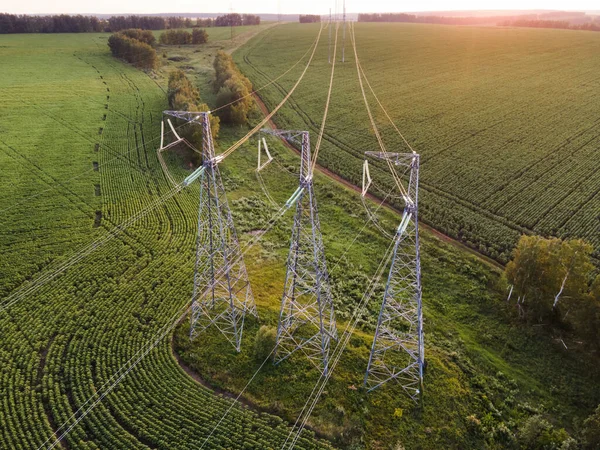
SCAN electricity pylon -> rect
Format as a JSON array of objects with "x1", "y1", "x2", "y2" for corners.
[
  {"x1": 261, "y1": 129, "x2": 337, "y2": 375},
  {"x1": 363, "y1": 152, "x2": 424, "y2": 401},
  {"x1": 162, "y1": 110, "x2": 257, "y2": 352}
]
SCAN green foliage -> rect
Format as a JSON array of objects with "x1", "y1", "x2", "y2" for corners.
[
  {"x1": 117, "y1": 28, "x2": 156, "y2": 46},
  {"x1": 254, "y1": 325, "x2": 277, "y2": 361},
  {"x1": 159, "y1": 29, "x2": 192, "y2": 45},
  {"x1": 581, "y1": 405, "x2": 600, "y2": 449},
  {"x1": 108, "y1": 29, "x2": 157, "y2": 69},
  {"x1": 167, "y1": 69, "x2": 220, "y2": 139},
  {"x1": 191, "y1": 28, "x2": 209, "y2": 44},
  {"x1": 213, "y1": 50, "x2": 253, "y2": 125},
  {"x1": 158, "y1": 28, "x2": 208, "y2": 46},
  {"x1": 505, "y1": 236, "x2": 600, "y2": 347},
  {"x1": 518, "y1": 415, "x2": 571, "y2": 449}
]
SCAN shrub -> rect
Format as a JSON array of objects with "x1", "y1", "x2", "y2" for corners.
[
  {"x1": 581, "y1": 405, "x2": 600, "y2": 449},
  {"x1": 253, "y1": 325, "x2": 276, "y2": 361},
  {"x1": 518, "y1": 415, "x2": 571, "y2": 449}
]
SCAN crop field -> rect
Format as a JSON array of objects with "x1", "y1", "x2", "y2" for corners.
[
  {"x1": 0, "y1": 32, "x2": 330, "y2": 449},
  {"x1": 235, "y1": 23, "x2": 600, "y2": 264},
  {"x1": 0, "y1": 24, "x2": 599, "y2": 450}
]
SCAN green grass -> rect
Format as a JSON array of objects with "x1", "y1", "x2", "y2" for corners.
[
  {"x1": 0, "y1": 24, "x2": 599, "y2": 450},
  {"x1": 234, "y1": 23, "x2": 600, "y2": 264}
]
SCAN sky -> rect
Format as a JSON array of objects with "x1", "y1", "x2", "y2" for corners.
[{"x1": 2, "y1": 0, "x2": 599, "y2": 16}]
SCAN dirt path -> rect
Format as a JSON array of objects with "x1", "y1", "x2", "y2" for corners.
[{"x1": 252, "y1": 92, "x2": 503, "y2": 271}]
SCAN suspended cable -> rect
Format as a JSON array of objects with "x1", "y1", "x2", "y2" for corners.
[{"x1": 309, "y1": 22, "x2": 339, "y2": 175}]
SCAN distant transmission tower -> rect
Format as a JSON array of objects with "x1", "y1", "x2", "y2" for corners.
[
  {"x1": 162, "y1": 111, "x2": 257, "y2": 352},
  {"x1": 262, "y1": 129, "x2": 337, "y2": 375},
  {"x1": 364, "y1": 152, "x2": 424, "y2": 401},
  {"x1": 278, "y1": 0, "x2": 282, "y2": 22},
  {"x1": 328, "y1": 8, "x2": 332, "y2": 64},
  {"x1": 342, "y1": 0, "x2": 346, "y2": 62}
]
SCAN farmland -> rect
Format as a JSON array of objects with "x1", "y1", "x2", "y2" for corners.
[
  {"x1": 0, "y1": 22, "x2": 599, "y2": 450},
  {"x1": 235, "y1": 23, "x2": 600, "y2": 264}
]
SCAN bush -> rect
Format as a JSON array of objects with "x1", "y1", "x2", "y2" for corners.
[
  {"x1": 254, "y1": 326, "x2": 276, "y2": 361},
  {"x1": 518, "y1": 415, "x2": 571, "y2": 449},
  {"x1": 581, "y1": 405, "x2": 600, "y2": 449}
]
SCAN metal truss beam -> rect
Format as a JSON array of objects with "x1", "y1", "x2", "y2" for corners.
[
  {"x1": 266, "y1": 129, "x2": 337, "y2": 375},
  {"x1": 364, "y1": 152, "x2": 424, "y2": 401},
  {"x1": 161, "y1": 111, "x2": 258, "y2": 352}
]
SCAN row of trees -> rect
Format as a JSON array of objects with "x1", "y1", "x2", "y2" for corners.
[
  {"x1": 213, "y1": 51, "x2": 254, "y2": 125},
  {"x1": 505, "y1": 236, "x2": 600, "y2": 349},
  {"x1": 0, "y1": 13, "x2": 103, "y2": 33},
  {"x1": 215, "y1": 13, "x2": 261, "y2": 27},
  {"x1": 167, "y1": 70, "x2": 220, "y2": 139},
  {"x1": 108, "y1": 15, "x2": 176, "y2": 31},
  {"x1": 159, "y1": 29, "x2": 208, "y2": 45},
  {"x1": 357, "y1": 12, "x2": 600, "y2": 32},
  {"x1": 107, "y1": 29, "x2": 157, "y2": 70},
  {"x1": 0, "y1": 13, "x2": 260, "y2": 34},
  {"x1": 500, "y1": 19, "x2": 600, "y2": 32},
  {"x1": 299, "y1": 15, "x2": 321, "y2": 24}
]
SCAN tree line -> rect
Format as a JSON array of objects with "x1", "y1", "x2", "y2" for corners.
[
  {"x1": 0, "y1": 13, "x2": 260, "y2": 34},
  {"x1": 357, "y1": 12, "x2": 524, "y2": 25},
  {"x1": 167, "y1": 70, "x2": 219, "y2": 165},
  {"x1": 108, "y1": 29, "x2": 157, "y2": 70},
  {"x1": 0, "y1": 13, "x2": 103, "y2": 33},
  {"x1": 357, "y1": 12, "x2": 600, "y2": 32},
  {"x1": 159, "y1": 28, "x2": 208, "y2": 45},
  {"x1": 299, "y1": 15, "x2": 321, "y2": 24},
  {"x1": 213, "y1": 51, "x2": 254, "y2": 125},
  {"x1": 214, "y1": 14, "x2": 261, "y2": 27},
  {"x1": 500, "y1": 19, "x2": 600, "y2": 32}
]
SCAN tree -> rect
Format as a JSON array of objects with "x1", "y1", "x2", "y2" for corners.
[
  {"x1": 571, "y1": 275, "x2": 600, "y2": 349},
  {"x1": 505, "y1": 236, "x2": 594, "y2": 323},
  {"x1": 191, "y1": 28, "x2": 209, "y2": 44},
  {"x1": 212, "y1": 51, "x2": 253, "y2": 125},
  {"x1": 167, "y1": 70, "x2": 220, "y2": 139}
]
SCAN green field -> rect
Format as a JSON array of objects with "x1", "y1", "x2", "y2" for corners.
[
  {"x1": 235, "y1": 23, "x2": 600, "y2": 264},
  {"x1": 0, "y1": 31, "x2": 330, "y2": 449},
  {"x1": 0, "y1": 24, "x2": 599, "y2": 450}
]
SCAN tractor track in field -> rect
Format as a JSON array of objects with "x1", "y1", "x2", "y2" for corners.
[{"x1": 252, "y1": 92, "x2": 503, "y2": 270}]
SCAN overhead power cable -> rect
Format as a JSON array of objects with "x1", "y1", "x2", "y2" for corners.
[{"x1": 310, "y1": 22, "x2": 339, "y2": 175}]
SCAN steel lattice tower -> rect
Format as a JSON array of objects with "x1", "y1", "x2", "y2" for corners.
[
  {"x1": 262, "y1": 129, "x2": 337, "y2": 375},
  {"x1": 162, "y1": 111, "x2": 257, "y2": 352},
  {"x1": 364, "y1": 152, "x2": 424, "y2": 400}
]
